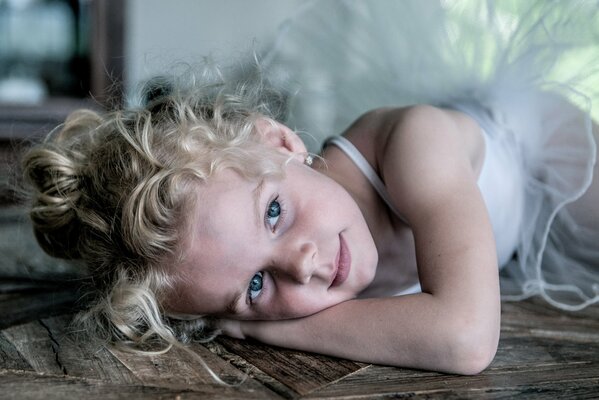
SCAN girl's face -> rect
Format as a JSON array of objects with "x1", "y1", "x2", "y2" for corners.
[{"x1": 169, "y1": 152, "x2": 378, "y2": 321}]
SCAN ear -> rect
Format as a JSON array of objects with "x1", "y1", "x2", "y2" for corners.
[{"x1": 254, "y1": 118, "x2": 307, "y2": 157}]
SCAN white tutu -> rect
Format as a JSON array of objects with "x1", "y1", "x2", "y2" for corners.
[{"x1": 263, "y1": 0, "x2": 599, "y2": 310}]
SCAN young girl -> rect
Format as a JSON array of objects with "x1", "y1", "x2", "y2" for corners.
[{"x1": 22, "y1": 0, "x2": 599, "y2": 375}]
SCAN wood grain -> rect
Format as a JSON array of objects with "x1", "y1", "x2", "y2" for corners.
[
  {"x1": 215, "y1": 337, "x2": 365, "y2": 396},
  {"x1": 0, "y1": 315, "x2": 281, "y2": 399},
  {"x1": 0, "y1": 331, "x2": 33, "y2": 371},
  {"x1": 0, "y1": 369, "x2": 269, "y2": 400},
  {"x1": 304, "y1": 363, "x2": 599, "y2": 399}
]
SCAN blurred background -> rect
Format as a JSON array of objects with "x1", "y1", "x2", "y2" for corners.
[
  {"x1": 0, "y1": 0, "x2": 304, "y2": 205},
  {"x1": 0, "y1": 0, "x2": 303, "y2": 139},
  {"x1": 1, "y1": 0, "x2": 598, "y2": 168}
]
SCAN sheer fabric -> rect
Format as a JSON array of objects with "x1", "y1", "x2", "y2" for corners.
[{"x1": 264, "y1": 0, "x2": 599, "y2": 310}]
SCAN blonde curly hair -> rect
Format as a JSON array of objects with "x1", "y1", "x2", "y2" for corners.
[{"x1": 22, "y1": 70, "x2": 289, "y2": 355}]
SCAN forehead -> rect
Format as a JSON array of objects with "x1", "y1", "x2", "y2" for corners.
[
  {"x1": 191, "y1": 168, "x2": 262, "y2": 246},
  {"x1": 173, "y1": 169, "x2": 262, "y2": 314}
]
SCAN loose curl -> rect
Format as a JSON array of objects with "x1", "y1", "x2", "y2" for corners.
[{"x1": 21, "y1": 67, "x2": 290, "y2": 361}]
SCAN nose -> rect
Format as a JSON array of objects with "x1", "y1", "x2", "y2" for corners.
[{"x1": 281, "y1": 241, "x2": 317, "y2": 284}]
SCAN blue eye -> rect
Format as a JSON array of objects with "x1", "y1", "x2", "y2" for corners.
[
  {"x1": 266, "y1": 199, "x2": 281, "y2": 228},
  {"x1": 248, "y1": 272, "x2": 263, "y2": 302}
]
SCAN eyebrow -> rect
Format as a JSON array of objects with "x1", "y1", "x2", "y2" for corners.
[{"x1": 253, "y1": 179, "x2": 265, "y2": 230}]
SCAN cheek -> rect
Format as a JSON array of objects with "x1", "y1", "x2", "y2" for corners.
[
  {"x1": 261, "y1": 291, "x2": 313, "y2": 319},
  {"x1": 309, "y1": 188, "x2": 352, "y2": 226}
]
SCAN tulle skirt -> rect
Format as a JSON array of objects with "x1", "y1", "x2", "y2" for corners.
[{"x1": 263, "y1": 0, "x2": 599, "y2": 310}]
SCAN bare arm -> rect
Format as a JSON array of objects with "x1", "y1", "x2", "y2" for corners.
[{"x1": 221, "y1": 106, "x2": 501, "y2": 374}]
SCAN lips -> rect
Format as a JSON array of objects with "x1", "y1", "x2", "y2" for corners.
[{"x1": 330, "y1": 233, "x2": 351, "y2": 288}]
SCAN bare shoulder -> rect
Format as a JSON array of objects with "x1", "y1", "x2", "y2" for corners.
[
  {"x1": 332, "y1": 104, "x2": 488, "y2": 223},
  {"x1": 378, "y1": 105, "x2": 482, "y2": 168},
  {"x1": 372, "y1": 105, "x2": 485, "y2": 219},
  {"x1": 345, "y1": 105, "x2": 482, "y2": 163}
]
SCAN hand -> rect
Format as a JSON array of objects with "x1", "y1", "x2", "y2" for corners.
[{"x1": 216, "y1": 317, "x2": 298, "y2": 344}]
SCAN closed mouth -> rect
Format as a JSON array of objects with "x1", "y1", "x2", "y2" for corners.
[{"x1": 330, "y1": 233, "x2": 351, "y2": 288}]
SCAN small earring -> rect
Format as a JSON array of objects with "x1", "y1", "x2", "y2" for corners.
[{"x1": 304, "y1": 154, "x2": 314, "y2": 167}]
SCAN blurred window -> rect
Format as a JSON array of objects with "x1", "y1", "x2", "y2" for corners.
[{"x1": 0, "y1": 0, "x2": 90, "y2": 105}]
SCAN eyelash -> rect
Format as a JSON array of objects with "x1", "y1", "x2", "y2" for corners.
[
  {"x1": 264, "y1": 196, "x2": 286, "y2": 232},
  {"x1": 248, "y1": 271, "x2": 265, "y2": 305}
]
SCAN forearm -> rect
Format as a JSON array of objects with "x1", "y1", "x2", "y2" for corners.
[{"x1": 236, "y1": 293, "x2": 499, "y2": 375}]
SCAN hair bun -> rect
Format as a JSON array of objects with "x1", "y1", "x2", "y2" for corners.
[{"x1": 22, "y1": 110, "x2": 102, "y2": 259}]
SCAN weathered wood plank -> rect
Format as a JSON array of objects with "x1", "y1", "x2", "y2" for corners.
[
  {"x1": 493, "y1": 336, "x2": 599, "y2": 368},
  {"x1": 0, "y1": 331, "x2": 33, "y2": 371},
  {"x1": 1, "y1": 316, "x2": 281, "y2": 398},
  {"x1": 215, "y1": 337, "x2": 366, "y2": 396},
  {"x1": 204, "y1": 339, "x2": 300, "y2": 400},
  {"x1": 0, "y1": 369, "x2": 272, "y2": 400},
  {"x1": 1, "y1": 289, "x2": 598, "y2": 399},
  {"x1": 38, "y1": 315, "x2": 140, "y2": 384},
  {"x1": 501, "y1": 298, "x2": 599, "y2": 321},
  {"x1": 2, "y1": 318, "x2": 68, "y2": 375},
  {"x1": 2, "y1": 315, "x2": 137, "y2": 383},
  {"x1": 108, "y1": 341, "x2": 281, "y2": 398},
  {"x1": 304, "y1": 362, "x2": 599, "y2": 399}
]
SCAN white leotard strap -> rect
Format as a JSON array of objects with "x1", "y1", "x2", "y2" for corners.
[{"x1": 324, "y1": 136, "x2": 407, "y2": 224}]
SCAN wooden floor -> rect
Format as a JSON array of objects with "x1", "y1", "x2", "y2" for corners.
[
  {"x1": 1, "y1": 207, "x2": 599, "y2": 399},
  {"x1": 1, "y1": 296, "x2": 599, "y2": 399}
]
